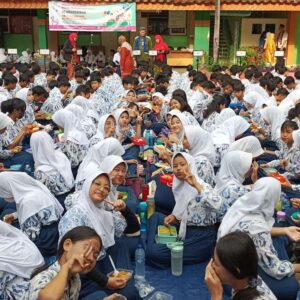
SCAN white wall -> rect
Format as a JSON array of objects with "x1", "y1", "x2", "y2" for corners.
[{"x1": 240, "y1": 18, "x2": 287, "y2": 47}]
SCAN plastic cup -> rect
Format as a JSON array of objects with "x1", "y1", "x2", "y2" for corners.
[{"x1": 171, "y1": 245, "x2": 183, "y2": 276}]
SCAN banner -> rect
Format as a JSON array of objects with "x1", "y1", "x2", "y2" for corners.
[{"x1": 49, "y1": 1, "x2": 136, "y2": 32}]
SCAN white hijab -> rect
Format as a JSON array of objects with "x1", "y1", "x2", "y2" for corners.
[
  {"x1": 244, "y1": 91, "x2": 266, "y2": 109},
  {"x1": 65, "y1": 103, "x2": 86, "y2": 120},
  {"x1": 212, "y1": 116, "x2": 250, "y2": 145},
  {"x1": 215, "y1": 108, "x2": 236, "y2": 125},
  {"x1": 113, "y1": 108, "x2": 129, "y2": 136},
  {"x1": 0, "y1": 112, "x2": 13, "y2": 130},
  {"x1": 93, "y1": 114, "x2": 116, "y2": 141},
  {"x1": 278, "y1": 89, "x2": 300, "y2": 115},
  {"x1": 184, "y1": 125, "x2": 215, "y2": 165},
  {"x1": 72, "y1": 96, "x2": 99, "y2": 120},
  {"x1": 172, "y1": 152, "x2": 202, "y2": 240},
  {"x1": 218, "y1": 177, "x2": 281, "y2": 238},
  {"x1": 30, "y1": 131, "x2": 74, "y2": 188},
  {"x1": 0, "y1": 221, "x2": 44, "y2": 278},
  {"x1": 215, "y1": 151, "x2": 252, "y2": 194},
  {"x1": 76, "y1": 170, "x2": 115, "y2": 248},
  {"x1": 293, "y1": 129, "x2": 300, "y2": 148},
  {"x1": 100, "y1": 155, "x2": 128, "y2": 202},
  {"x1": 228, "y1": 136, "x2": 264, "y2": 158},
  {"x1": 0, "y1": 172, "x2": 63, "y2": 225},
  {"x1": 16, "y1": 88, "x2": 29, "y2": 102},
  {"x1": 52, "y1": 109, "x2": 89, "y2": 145},
  {"x1": 260, "y1": 106, "x2": 286, "y2": 140},
  {"x1": 76, "y1": 137, "x2": 124, "y2": 184},
  {"x1": 0, "y1": 48, "x2": 7, "y2": 63}
]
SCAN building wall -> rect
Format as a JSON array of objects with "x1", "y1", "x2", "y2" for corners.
[
  {"x1": 3, "y1": 33, "x2": 33, "y2": 53},
  {"x1": 240, "y1": 18, "x2": 287, "y2": 47}
]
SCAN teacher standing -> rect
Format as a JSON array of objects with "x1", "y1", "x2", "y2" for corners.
[
  {"x1": 118, "y1": 35, "x2": 134, "y2": 78},
  {"x1": 134, "y1": 27, "x2": 152, "y2": 66},
  {"x1": 63, "y1": 32, "x2": 79, "y2": 80}
]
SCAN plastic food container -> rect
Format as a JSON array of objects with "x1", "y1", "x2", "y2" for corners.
[
  {"x1": 107, "y1": 269, "x2": 133, "y2": 282},
  {"x1": 131, "y1": 137, "x2": 146, "y2": 146},
  {"x1": 263, "y1": 167, "x2": 277, "y2": 174},
  {"x1": 157, "y1": 225, "x2": 177, "y2": 244},
  {"x1": 159, "y1": 174, "x2": 174, "y2": 187},
  {"x1": 269, "y1": 172, "x2": 287, "y2": 183},
  {"x1": 292, "y1": 212, "x2": 299, "y2": 221},
  {"x1": 149, "y1": 292, "x2": 173, "y2": 300}
]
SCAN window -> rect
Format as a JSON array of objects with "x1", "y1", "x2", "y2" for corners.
[{"x1": 0, "y1": 17, "x2": 9, "y2": 33}]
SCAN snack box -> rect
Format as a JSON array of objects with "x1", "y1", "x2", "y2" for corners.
[
  {"x1": 107, "y1": 269, "x2": 133, "y2": 282},
  {"x1": 269, "y1": 172, "x2": 287, "y2": 183},
  {"x1": 131, "y1": 137, "x2": 146, "y2": 146},
  {"x1": 157, "y1": 225, "x2": 177, "y2": 244},
  {"x1": 160, "y1": 174, "x2": 174, "y2": 186}
]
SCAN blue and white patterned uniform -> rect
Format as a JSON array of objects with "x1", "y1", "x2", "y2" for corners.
[{"x1": 40, "y1": 87, "x2": 63, "y2": 114}]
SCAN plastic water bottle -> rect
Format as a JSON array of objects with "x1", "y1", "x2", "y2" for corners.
[
  {"x1": 148, "y1": 131, "x2": 154, "y2": 147},
  {"x1": 139, "y1": 202, "x2": 148, "y2": 233},
  {"x1": 135, "y1": 244, "x2": 145, "y2": 279},
  {"x1": 145, "y1": 129, "x2": 150, "y2": 146}
]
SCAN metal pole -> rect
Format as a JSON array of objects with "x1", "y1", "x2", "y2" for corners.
[{"x1": 213, "y1": 0, "x2": 221, "y2": 63}]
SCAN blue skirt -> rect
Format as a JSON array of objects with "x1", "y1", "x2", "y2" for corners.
[
  {"x1": 146, "y1": 213, "x2": 216, "y2": 269},
  {"x1": 122, "y1": 146, "x2": 140, "y2": 174}
]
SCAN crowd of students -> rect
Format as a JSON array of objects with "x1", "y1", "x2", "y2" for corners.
[{"x1": 1, "y1": 53, "x2": 300, "y2": 300}]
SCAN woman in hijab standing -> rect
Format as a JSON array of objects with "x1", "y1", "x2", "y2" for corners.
[
  {"x1": 153, "y1": 35, "x2": 169, "y2": 64},
  {"x1": 118, "y1": 35, "x2": 134, "y2": 79},
  {"x1": 63, "y1": 33, "x2": 79, "y2": 80}
]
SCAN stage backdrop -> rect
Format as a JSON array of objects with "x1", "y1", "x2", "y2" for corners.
[{"x1": 49, "y1": 1, "x2": 136, "y2": 32}]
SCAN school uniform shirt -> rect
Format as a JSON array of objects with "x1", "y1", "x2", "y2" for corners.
[
  {"x1": 91, "y1": 86, "x2": 113, "y2": 117},
  {"x1": 218, "y1": 178, "x2": 294, "y2": 280},
  {"x1": 212, "y1": 116, "x2": 250, "y2": 168},
  {"x1": 29, "y1": 261, "x2": 80, "y2": 300},
  {"x1": 0, "y1": 88, "x2": 15, "y2": 100},
  {"x1": 40, "y1": 87, "x2": 64, "y2": 114},
  {"x1": 266, "y1": 143, "x2": 300, "y2": 180},
  {"x1": 192, "y1": 92, "x2": 213, "y2": 123},
  {"x1": 33, "y1": 73, "x2": 47, "y2": 88},
  {"x1": 0, "y1": 221, "x2": 44, "y2": 300},
  {"x1": 59, "y1": 171, "x2": 127, "y2": 252},
  {"x1": 30, "y1": 131, "x2": 74, "y2": 195},
  {"x1": 216, "y1": 151, "x2": 252, "y2": 219},
  {"x1": 53, "y1": 109, "x2": 89, "y2": 168},
  {"x1": 201, "y1": 111, "x2": 219, "y2": 132},
  {"x1": 0, "y1": 172, "x2": 63, "y2": 241},
  {"x1": 0, "y1": 112, "x2": 14, "y2": 158},
  {"x1": 172, "y1": 153, "x2": 224, "y2": 240}
]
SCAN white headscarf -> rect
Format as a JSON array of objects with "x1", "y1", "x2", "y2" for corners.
[
  {"x1": 212, "y1": 116, "x2": 250, "y2": 145},
  {"x1": 228, "y1": 136, "x2": 264, "y2": 158},
  {"x1": 260, "y1": 106, "x2": 286, "y2": 140},
  {"x1": 100, "y1": 155, "x2": 128, "y2": 202},
  {"x1": 293, "y1": 129, "x2": 300, "y2": 148},
  {"x1": 0, "y1": 172, "x2": 63, "y2": 225},
  {"x1": 216, "y1": 108, "x2": 236, "y2": 125},
  {"x1": 72, "y1": 96, "x2": 93, "y2": 111},
  {"x1": 30, "y1": 131, "x2": 74, "y2": 188},
  {"x1": 0, "y1": 221, "x2": 44, "y2": 278},
  {"x1": 93, "y1": 114, "x2": 116, "y2": 141},
  {"x1": 113, "y1": 108, "x2": 129, "y2": 136},
  {"x1": 16, "y1": 88, "x2": 29, "y2": 102},
  {"x1": 65, "y1": 103, "x2": 86, "y2": 120},
  {"x1": 172, "y1": 152, "x2": 203, "y2": 240},
  {"x1": 218, "y1": 177, "x2": 281, "y2": 238},
  {"x1": 52, "y1": 109, "x2": 89, "y2": 145},
  {"x1": 278, "y1": 89, "x2": 300, "y2": 115},
  {"x1": 184, "y1": 125, "x2": 215, "y2": 165},
  {"x1": 76, "y1": 137, "x2": 124, "y2": 184},
  {"x1": 171, "y1": 111, "x2": 190, "y2": 141},
  {"x1": 76, "y1": 170, "x2": 115, "y2": 248},
  {"x1": 0, "y1": 112, "x2": 13, "y2": 130},
  {"x1": 215, "y1": 151, "x2": 252, "y2": 194},
  {"x1": 244, "y1": 91, "x2": 266, "y2": 109}
]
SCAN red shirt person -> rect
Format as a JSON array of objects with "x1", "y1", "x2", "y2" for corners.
[
  {"x1": 118, "y1": 35, "x2": 134, "y2": 78},
  {"x1": 153, "y1": 35, "x2": 169, "y2": 63}
]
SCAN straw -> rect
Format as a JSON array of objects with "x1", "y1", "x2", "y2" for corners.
[{"x1": 108, "y1": 255, "x2": 119, "y2": 275}]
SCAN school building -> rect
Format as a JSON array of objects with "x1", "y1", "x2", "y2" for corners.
[{"x1": 0, "y1": 0, "x2": 300, "y2": 66}]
